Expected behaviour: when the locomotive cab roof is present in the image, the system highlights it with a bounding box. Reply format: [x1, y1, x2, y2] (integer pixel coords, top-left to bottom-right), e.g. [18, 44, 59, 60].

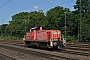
[30, 26, 46, 32]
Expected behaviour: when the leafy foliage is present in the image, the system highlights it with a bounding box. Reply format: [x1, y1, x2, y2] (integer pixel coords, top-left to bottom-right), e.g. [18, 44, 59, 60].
[0, 0, 90, 42]
[74, 0, 90, 42]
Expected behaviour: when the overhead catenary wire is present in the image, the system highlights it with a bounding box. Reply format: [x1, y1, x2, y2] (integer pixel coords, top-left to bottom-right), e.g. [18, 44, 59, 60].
[22, 0, 75, 12]
[0, 0, 75, 24]
[42, 0, 75, 11]
[0, 0, 11, 9]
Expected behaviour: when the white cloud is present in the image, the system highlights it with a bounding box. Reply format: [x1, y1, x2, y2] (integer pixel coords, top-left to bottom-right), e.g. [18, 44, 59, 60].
[70, 7, 75, 11]
[33, 6, 39, 8]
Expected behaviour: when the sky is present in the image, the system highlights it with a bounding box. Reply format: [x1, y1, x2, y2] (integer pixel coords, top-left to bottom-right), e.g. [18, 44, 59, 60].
[0, 0, 76, 24]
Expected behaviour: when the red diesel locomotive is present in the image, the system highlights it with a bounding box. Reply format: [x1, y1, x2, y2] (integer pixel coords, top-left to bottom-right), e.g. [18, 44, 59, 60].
[24, 26, 66, 49]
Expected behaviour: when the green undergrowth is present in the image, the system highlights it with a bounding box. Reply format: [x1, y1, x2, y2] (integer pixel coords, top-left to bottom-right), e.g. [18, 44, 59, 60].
[0, 35, 22, 40]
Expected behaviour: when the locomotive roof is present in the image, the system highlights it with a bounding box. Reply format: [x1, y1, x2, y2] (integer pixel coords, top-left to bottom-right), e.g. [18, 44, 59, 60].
[31, 27, 37, 29]
[30, 26, 46, 30]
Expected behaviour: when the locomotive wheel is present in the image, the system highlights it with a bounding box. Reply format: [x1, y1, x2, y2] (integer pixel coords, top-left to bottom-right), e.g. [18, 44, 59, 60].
[46, 43, 49, 48]
[25, 42, 29, 47]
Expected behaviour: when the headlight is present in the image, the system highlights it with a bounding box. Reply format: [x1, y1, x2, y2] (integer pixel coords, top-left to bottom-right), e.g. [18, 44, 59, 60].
[53, 42, 57, 46]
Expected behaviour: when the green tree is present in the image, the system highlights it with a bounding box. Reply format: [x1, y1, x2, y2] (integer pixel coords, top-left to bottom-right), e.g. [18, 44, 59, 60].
[8, 11, 47, 39]
[0, 24, 8, 36]
[46, 6, 65, 30]
[74, 0, 90, 42]
[46, 6, 78, 38]
[8, 12, 30, 39]
[29, 11, 48, 28]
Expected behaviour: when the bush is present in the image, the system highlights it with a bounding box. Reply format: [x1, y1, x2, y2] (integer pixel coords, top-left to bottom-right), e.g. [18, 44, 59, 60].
[66, 35, 79, 42]
[0, 35, 20, 40]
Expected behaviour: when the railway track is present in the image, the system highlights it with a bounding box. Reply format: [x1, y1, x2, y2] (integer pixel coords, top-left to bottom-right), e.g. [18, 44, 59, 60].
[60, 49, 90, 56]
[65, 42, 90, 52]
[0, 40, 90, 60]
[0, 43, 78, 60]
[0, 53, 16, 60]
[3, 43, 90, 57]
[1, 40, 90, 57]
